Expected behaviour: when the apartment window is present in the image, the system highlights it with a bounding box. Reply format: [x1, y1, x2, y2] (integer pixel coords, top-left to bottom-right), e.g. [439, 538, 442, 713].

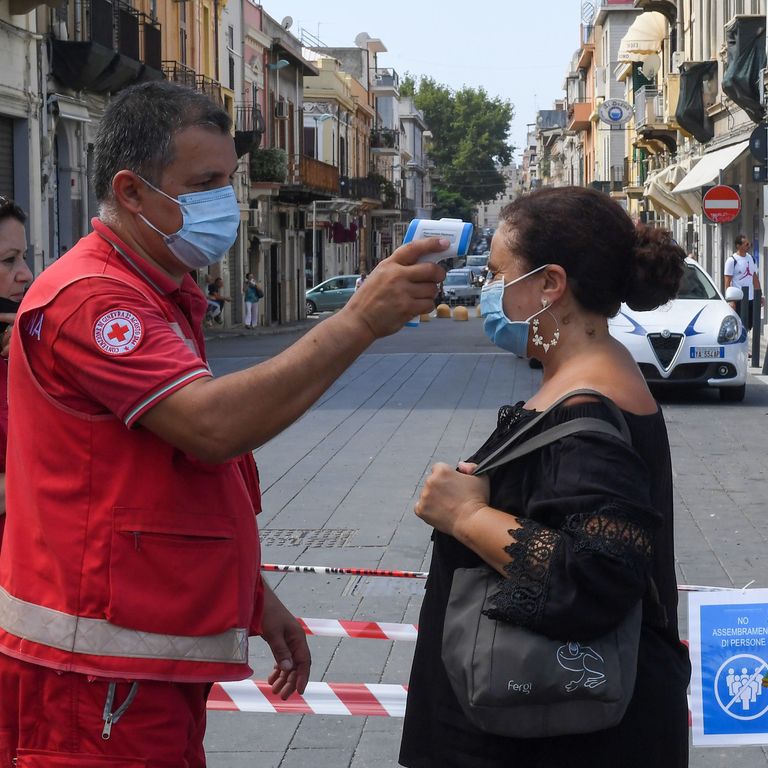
[0, 117, 13, 198]
[179, 2, 187, 65]
[202, 6, 211, 74]
[227, 25, 235, 50]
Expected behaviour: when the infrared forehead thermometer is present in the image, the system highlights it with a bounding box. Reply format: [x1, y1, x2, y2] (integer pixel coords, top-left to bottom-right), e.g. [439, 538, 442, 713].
[403, 218, 474, 263]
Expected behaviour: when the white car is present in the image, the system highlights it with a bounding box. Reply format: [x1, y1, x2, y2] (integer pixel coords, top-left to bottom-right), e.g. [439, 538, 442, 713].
[608, 259, 747, 402]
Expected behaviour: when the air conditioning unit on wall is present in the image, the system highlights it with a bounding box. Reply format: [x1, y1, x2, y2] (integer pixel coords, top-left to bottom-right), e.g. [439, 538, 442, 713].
[275, 101, 289, 119]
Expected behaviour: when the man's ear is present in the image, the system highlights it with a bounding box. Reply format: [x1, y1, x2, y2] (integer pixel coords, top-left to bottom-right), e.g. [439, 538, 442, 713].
[112, 171, 145, 215]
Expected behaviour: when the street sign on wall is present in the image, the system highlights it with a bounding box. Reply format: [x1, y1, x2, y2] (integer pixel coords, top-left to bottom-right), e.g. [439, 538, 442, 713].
[702, 185, 742, 224]
[749, 124, 768, 165]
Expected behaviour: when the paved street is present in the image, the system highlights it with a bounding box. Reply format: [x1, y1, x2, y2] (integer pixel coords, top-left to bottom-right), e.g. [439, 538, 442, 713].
[204, 314, 768, 767]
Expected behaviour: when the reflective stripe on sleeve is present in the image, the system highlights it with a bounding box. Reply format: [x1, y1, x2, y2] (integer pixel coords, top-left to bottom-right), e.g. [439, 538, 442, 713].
[124, 368, 212, 426]
[0, 586, 247, 663]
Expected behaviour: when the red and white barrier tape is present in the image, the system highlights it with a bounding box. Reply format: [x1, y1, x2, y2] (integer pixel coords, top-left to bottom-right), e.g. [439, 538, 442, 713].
[208, 680, 407, 717]
[298, 617, 417, 641]
[262, 563, 428, 579]
[263, 563, 752, 593]
[208, 680, 691, 725]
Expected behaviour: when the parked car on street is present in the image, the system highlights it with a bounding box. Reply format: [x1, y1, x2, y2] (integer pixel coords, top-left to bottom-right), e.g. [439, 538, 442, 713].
[608, 259, 748, 401]
[440, 267, 483, 306]
[306, 274, 359, 315]
[465, 253, 490, 269]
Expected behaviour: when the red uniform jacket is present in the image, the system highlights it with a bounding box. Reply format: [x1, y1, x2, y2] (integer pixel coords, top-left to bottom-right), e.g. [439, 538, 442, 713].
[0, 229, 264, 682]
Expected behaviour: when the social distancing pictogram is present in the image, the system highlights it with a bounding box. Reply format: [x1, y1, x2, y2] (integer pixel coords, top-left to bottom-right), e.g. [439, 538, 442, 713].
[689, 588, 768, 746]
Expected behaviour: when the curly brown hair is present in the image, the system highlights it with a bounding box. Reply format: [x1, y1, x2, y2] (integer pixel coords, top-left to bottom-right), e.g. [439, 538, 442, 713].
[499, 187, 685, 316]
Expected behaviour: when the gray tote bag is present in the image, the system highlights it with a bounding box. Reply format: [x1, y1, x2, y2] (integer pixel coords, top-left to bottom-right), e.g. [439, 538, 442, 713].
[441, 390, 642, 737]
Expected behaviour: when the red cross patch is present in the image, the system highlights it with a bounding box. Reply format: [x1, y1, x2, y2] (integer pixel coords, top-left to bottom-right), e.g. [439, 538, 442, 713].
[93, 309, 143, 355]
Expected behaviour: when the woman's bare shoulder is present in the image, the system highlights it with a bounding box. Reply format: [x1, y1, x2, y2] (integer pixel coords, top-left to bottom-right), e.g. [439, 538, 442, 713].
[530, 348, 658, 416]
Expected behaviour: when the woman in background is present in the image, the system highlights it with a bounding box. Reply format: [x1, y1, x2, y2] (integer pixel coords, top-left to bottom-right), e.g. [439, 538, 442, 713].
[0, 198, 33, 543]
[243, 272, 262, 329]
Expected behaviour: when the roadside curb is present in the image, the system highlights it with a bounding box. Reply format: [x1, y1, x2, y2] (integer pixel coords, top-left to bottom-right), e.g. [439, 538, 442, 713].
[204, 319, 315, 342]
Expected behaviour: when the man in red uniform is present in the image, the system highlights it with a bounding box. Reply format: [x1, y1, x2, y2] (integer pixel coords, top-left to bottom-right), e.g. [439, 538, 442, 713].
[0, 82, 447, 766]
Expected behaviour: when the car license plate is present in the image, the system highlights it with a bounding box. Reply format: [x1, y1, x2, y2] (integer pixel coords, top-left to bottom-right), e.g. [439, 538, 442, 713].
[689, 347, 725, 359]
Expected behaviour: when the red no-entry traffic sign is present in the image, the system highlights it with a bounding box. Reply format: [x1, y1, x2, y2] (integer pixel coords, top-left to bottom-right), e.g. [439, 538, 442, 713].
[702, 185, 741, 223]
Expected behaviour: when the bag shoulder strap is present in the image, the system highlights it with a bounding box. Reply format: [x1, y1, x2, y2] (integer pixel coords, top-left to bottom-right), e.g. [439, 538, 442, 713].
[474, 389, 631, 476]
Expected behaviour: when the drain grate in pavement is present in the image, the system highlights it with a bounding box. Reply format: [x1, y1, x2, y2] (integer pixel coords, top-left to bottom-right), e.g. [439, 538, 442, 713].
[259, 528, 357, 548]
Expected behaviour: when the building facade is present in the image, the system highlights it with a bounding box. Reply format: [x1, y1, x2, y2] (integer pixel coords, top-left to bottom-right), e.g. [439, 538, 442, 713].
[0, 1, 435, 328]
[529, 0, 768, 322]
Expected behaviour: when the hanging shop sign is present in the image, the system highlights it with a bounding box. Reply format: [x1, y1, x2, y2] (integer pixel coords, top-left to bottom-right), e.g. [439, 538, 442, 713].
[598, 99, 634, 127]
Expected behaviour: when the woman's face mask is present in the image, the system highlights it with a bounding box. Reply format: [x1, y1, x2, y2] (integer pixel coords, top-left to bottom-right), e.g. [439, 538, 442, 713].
[480, 263, 550, 357]
[137, 177, 240, 269]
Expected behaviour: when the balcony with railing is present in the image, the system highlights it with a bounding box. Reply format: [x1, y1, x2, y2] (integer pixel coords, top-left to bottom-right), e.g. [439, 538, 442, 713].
[196, 74, 223, 105]
[567, 100, 592, 132]
[162, 61, 223, 105]
[371, 128, 400, 155]
[50, 0, 162, 93]
[634, 85, 677, 153]
[340, 176, 381, 201]
[634, 86, 665, 129]
[401, 196, 416, 216]
[371, 68, 400, 97]
[296, 156, 340, 196]
[234, 104, 266, 158]
[590, 180, 625, 194]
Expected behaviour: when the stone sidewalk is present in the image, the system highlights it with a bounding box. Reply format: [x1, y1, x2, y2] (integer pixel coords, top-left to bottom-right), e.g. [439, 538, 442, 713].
[203, 339, 768, 766]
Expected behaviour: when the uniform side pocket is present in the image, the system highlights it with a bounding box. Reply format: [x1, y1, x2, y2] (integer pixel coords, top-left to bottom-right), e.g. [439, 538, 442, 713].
[106, 507, 240, 637]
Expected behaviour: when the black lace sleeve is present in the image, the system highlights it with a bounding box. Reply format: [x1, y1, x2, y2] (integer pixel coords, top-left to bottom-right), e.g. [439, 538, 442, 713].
[484, 506, 653, 638]
[479, 414, 659, 641]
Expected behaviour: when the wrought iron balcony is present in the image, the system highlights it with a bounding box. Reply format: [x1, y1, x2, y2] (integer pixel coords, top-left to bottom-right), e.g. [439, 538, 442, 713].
[339, 176, 383, 200]
[161, 61, 223, 105]
[49, 0, 162, 93]
[371, 68, 400, 97]
[234, 104, 266, 158]
[634, 86, 666, 129]
[161, 60, 197, 89]
[371, 128, 400, 154]
[195, 74, 223, 105]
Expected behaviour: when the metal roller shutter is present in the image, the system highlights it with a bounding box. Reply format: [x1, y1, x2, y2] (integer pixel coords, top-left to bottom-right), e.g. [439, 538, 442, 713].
[0, 117, 13, 198]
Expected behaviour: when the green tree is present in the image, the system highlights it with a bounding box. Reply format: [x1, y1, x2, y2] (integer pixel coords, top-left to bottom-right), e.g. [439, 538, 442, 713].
[402, 75, 514, 219]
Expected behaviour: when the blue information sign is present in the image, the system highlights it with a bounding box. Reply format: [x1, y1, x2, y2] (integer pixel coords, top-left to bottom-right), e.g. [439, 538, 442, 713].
[689, 589, 768, 746]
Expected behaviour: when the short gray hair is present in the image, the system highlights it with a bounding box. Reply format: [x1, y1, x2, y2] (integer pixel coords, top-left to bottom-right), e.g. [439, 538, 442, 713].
[93, 81, 232, 206]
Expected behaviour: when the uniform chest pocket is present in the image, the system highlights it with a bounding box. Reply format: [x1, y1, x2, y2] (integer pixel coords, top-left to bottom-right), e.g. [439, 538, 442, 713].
[107, 508, 239, 637]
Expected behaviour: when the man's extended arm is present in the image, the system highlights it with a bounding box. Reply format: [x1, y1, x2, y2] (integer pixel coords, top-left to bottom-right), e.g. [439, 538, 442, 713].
[138, 238, 446, 462]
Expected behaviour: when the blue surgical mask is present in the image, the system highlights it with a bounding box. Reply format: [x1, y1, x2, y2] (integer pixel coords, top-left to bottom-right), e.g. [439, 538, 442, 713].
[137, 177, 240, 269]
[480, 264, 550, 356]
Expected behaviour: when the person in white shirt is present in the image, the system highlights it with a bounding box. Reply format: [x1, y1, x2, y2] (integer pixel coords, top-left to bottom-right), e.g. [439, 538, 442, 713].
[724, 234, 762, 330]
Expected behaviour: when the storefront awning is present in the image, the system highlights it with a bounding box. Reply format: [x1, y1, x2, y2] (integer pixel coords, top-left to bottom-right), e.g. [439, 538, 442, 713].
[618, 12, 668, 61]
[662, 163, 700, 215]
[645, 168, 690, 219]
[671, 141, 749, 194]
